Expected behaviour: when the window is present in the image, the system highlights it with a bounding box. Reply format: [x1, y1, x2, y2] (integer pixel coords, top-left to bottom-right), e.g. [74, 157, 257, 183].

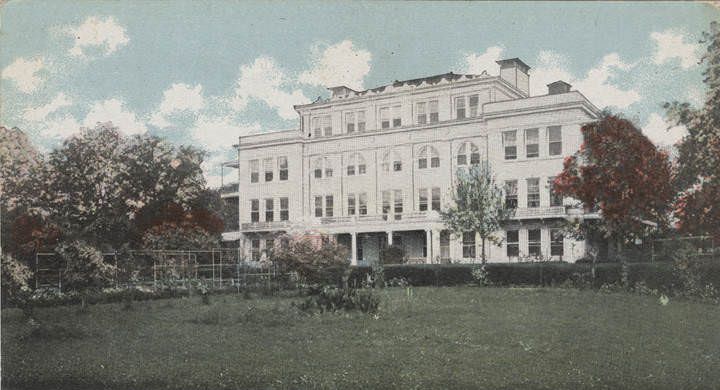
[551, 229, 564, 256]
[393, 190, 403, 220]
[325, 161, 333, 178]
[264, 158, 273, 182]
[264, 239, 275, 257]
[548, 177, 563, 207]
[348, 193, 356, 215]
[548, 126, 562, 156]
[419, 188, 428, 211]
[418, 146, 439, 169]
[265, 198, 274, 221]
[455, 96, 466, 119]
[505, 180, 518, 209]
[313, 158, 322, 179]
[392, 105, 402, 127]
[346, 112, 355, 133]
[358, 193, 368, 215]
[250, 199, 260, 223]
[431, 187, 441, 211]
[278, 157, 288, 181]
[325, 195, 334, 217]
[506, 230, 519, 257]
[503, 131, 517, 160]
[527, 178, 540, 208]
[357, 111, 366, 132]
[313, 158, 332, 179]
[314, 196, 323, 217]
[528, 229, 541, 257]
[347, 153, 366, 176]
[280, 197, 289, 221]
[525, 128, 539, 158]
[462, 232, 476, 259]
[382, 191, 391, 219]
[416, 102, 427, 124]
[469, 94, 479, 117]
[322, 115, 332, 137]
[380, 107, 390, 129]
[382, 151, 402, 173]
[312, 117, 321, 138]
[251, 239, 260, 261]
[347, 164, 355, 176]
[250, 159, 259, 183]
[429, 100, 439, 123]
[457, 142, 481, 166]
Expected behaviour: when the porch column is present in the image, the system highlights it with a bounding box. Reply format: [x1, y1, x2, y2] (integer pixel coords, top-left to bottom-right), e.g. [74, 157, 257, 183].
[387, 230, 393, 245]
[351, 232, 358, 266]
[425, 229, 432, 264]
[432, 229, 441, 263]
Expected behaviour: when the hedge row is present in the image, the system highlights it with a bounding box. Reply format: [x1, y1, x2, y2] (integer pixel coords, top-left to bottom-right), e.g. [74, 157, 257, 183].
[349, 261, 720, 291]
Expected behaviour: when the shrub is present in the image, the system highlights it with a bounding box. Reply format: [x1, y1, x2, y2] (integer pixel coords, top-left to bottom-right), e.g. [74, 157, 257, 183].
[55, 241, 116, 295]
[273, 236, 350, 287]
[297, 286, 380, 314]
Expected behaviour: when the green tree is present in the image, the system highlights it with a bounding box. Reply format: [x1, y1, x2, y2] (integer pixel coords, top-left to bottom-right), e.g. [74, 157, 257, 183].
[664, 21, 720, 239]
[440, 164, 510, 263]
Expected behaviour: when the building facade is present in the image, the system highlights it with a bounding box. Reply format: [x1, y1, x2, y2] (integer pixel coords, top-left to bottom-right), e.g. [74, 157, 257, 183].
[221, 58, 601, 264]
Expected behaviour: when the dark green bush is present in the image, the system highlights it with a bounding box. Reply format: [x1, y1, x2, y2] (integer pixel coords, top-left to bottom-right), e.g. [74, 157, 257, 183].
[297, 286, 380, 314]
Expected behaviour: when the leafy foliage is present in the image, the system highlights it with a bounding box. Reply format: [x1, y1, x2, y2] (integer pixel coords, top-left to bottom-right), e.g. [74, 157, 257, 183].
[380, 244, 405, 264]
[55, 241, 116, 293]
[273, 236, 350, 286]
[141, 222, 220, 250]
[440, 164, 510, 262]
[1, 254, 34, 309]
[296, 286, 380, 314]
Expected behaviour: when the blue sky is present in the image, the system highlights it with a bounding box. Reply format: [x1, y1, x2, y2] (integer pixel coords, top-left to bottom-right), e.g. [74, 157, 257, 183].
[2, 1, 717, 186]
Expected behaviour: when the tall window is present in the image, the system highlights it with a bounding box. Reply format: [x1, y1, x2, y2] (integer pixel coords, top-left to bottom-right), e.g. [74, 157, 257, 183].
[251, 240, 260, 261]
[312, 117, 321, 138]
[357, 111, 366, 132]
[393, 190, 403, 220]
[325, 195, 334, 217]
[313, 158, 332, 179]
[358, 193, 368, 215]
[431, 187, 441, 211]
[506, 230, 519, 257]
[505, 180, 518, 209]
[455, 96, 466, 119]
[503, 130, 517, 160]
[382, 191, 391, 218]
[322, 115, 332, 137]
[278, 156, 288, 181]
[347, 153, 366, 176]
[279, 197, 289, 221]
[462, 232, 476, 259]
[527, 178, 540, 208]
[525, 128, 539, 158]
[469, 94, 479, 117]
[550, 229, 564, 256]
[264, 198, 274, 221]
[249, 159, 259, 183]
[346, 112, 355, 133]
[250, 199, 260, 223]
[419, 188, 428, 211]
[528, 229, 541, 257]
[264, 158, 273, 182]
[548, 177, 563, 207]
[382, 150, 402, 172]
[380, 107, 390, 129]
[314, 196, 323, 217]
[548, 126, 562, 156]
[418, 146, 439, 169]
[392, 105, 402, 127]
[325, 159, 333, 178]
[348, 194, 356, 215]
[420, 187, 441, 211]
[264, 239, 274, 257]
[457, 142, 481, 166]
[416, 102, 427, 124]
[429, 100, 439, 123]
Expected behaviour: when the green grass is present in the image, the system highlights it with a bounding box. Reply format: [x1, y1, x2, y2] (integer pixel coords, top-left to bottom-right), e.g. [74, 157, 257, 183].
[2, 287, 720, 389]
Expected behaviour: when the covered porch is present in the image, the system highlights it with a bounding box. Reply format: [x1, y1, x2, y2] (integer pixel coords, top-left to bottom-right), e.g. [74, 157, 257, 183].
[335, 229, 451, 266]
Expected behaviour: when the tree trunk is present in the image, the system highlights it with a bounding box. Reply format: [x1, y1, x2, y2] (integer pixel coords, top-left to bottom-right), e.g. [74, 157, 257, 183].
[617, 238, 629, 288]
[481, 237, 487, 264]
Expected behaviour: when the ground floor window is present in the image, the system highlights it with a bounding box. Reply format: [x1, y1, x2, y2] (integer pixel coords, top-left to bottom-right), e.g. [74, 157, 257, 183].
[251, 239, 260, 261]
[506, 230, 519, 257]
[264, 239, 274, 257]
[528, 229, 541, 257]
[462, 232, 476, 259]
[551, 229, 564, 256]
[440, 230, 450, 261]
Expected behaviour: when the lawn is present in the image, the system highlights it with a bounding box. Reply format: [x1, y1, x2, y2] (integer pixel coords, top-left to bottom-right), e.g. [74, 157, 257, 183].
[2, 287, 720, 390]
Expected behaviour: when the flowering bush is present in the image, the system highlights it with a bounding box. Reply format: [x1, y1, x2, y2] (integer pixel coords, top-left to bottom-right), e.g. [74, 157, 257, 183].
[273, 236, 350, 287]
[55, 241, 116, 293]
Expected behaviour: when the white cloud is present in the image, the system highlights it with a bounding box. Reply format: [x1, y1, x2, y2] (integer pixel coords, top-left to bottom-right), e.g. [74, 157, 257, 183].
[2, 57, 45, 93]
[83, 99, 147, 135]
[650, 29, 701, 69]
[231, 56, 309, 120]
[23, 93, 73, 122]
[201, 152, 236, 188]
[66, 16, 129, 57]
[531, 51, 641, 109]
[459, 46, 505, 75]
[44, 115, 82, 139]
[642, 112, 688, 147]
[298, 40, 372, 90]
[191, 115, 261, 151]
[149, 83, 205, 128]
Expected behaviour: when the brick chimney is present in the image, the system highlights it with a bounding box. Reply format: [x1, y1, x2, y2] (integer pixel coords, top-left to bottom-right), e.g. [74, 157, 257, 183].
[496, 58, 530, 96]
[547, 80, 572, 95]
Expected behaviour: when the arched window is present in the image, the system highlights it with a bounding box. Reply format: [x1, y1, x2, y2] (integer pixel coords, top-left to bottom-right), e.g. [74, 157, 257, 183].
[346, 153, 367, 176]
[418, 146, 440, 169]
[457, 142, 481, 166]
[381, 150, 402, 173]
[313, 157, 333, 179]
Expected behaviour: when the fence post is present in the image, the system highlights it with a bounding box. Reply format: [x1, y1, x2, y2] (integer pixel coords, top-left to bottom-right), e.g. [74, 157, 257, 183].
[35, 252, 39, 290]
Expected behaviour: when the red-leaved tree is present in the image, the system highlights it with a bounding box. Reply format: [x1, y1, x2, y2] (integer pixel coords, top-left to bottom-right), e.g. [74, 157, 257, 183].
[554, 114, 674, 259]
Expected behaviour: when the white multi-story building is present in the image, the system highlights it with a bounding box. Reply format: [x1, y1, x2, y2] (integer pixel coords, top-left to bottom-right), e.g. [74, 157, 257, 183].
[220, 58, 601, 264]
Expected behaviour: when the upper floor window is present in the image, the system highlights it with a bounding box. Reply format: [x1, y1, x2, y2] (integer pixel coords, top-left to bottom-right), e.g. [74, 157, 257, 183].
[347, 192, 368, 216]
[457, 142, 481, 166]
[347, 153, 367, 176]
[250, 199, 260, 223]
[505, 180, 518, 209]
[525, 128, 539, 158]
[249, 159, 259, 183]
[469, 94, 479, 117]
[344, 111, 365, 134]
[312, 115, 332, 138]
[418, 146, 440, 169]
[429, 100, 439, 123]
[382, 150, 402, 173]
[280, 197, 289, 221]
[548, 126, 562, 156]
[380, 107, 390, 129]
[416, 102, 427, 124]
[503, 130, 517, 160]
[527, 178, 540, 208]
[314, 196, 323, 217]
[312, 157, 333, 179]
[455, 97, 466, 119]
[278, 156, 288, 181]
[419, 187, 441, 211]
[325, 195, 334, 217]
[455, 94, 480, 119]
[346, 112, 355, 133]
[548, 176, 563, 207]
[263, 158, 273, 182]
[392, 105, 402, 127]
[265, 198, 274, 221]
